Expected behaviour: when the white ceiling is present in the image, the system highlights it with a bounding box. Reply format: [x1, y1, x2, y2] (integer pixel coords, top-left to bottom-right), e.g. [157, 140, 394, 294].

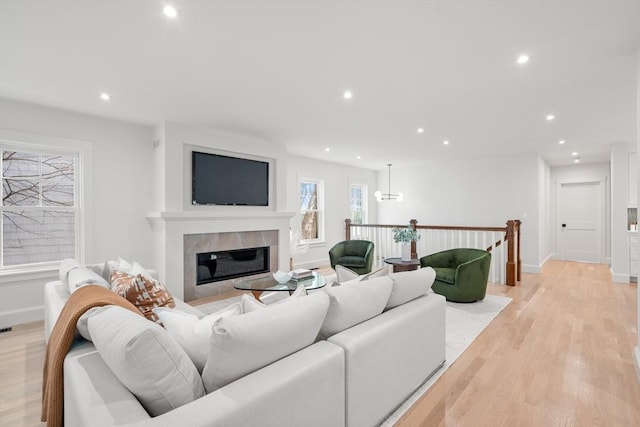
[1, 1, 639, 170]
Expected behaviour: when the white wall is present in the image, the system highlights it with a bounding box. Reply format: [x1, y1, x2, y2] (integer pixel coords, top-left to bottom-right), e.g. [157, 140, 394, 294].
[286, 154, 378, 268]
[0, 98, 154, 327]
[376, 153, 541, 271]
[549, 162, 611, 262]
[611, 142, 631, 282]
[635, 47, 640, 380]
[158, 121, 288, 213]
[538, 156, 552, 264]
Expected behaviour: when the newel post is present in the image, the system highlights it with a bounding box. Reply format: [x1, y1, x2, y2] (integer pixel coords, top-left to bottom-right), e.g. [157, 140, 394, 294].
[506, 220, 516, 286]
[410, 219, 418, 260]
[345, 218, 352, 241]
[516, 219, 522, 281]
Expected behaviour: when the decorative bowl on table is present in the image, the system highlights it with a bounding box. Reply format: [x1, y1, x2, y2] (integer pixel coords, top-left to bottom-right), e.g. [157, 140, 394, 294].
[273, 270, 293, 283]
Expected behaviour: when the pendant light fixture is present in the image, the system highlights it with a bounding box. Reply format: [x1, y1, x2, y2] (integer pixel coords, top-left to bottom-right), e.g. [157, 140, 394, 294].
[375, 164, 404, 202]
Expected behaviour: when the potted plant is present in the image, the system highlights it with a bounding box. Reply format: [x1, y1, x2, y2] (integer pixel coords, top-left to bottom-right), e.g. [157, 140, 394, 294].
[392, 225, 421, 261]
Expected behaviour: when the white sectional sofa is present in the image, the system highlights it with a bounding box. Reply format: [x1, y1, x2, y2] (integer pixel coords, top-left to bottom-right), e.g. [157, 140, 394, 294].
[44, 264, 445, 427]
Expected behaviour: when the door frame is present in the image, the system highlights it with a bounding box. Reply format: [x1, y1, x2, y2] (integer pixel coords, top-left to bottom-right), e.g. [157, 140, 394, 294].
[555, 176, 607, 263]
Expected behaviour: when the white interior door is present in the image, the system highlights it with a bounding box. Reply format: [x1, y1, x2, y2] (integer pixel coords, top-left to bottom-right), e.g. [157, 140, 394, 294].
[557, 181, 604, 263]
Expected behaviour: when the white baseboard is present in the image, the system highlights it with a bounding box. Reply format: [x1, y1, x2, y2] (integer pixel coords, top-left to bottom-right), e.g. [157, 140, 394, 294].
[635, 347, 640, 386]
[0, 305, 43, 329]
[292, 258, 330, 271]
[610, 270, 631, 284]
[540, 253, 553, 266]
[522, 264, 541, 274]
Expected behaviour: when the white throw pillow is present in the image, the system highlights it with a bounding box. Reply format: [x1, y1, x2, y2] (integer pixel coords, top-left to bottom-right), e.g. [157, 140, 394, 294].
[241, 293, 266, 313]
[335, 265, 361, 283]
[153, 303, 242, 373]
[130, 261, 153, 277]
[318, 276, 393, 340]
[76, 306, 107, 341]
[88, 306, 205, 416]
[241, 283, 308, 312]
[67, 266, 110, 294]
[334, 265, 388, 285]
[59, 258, 81, 286]
[201, 292, 330, 393]
[386, 267, 436, 309]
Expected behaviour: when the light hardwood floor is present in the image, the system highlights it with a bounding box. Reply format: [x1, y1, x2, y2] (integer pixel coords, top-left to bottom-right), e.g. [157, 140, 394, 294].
[0, 260, 638, 426]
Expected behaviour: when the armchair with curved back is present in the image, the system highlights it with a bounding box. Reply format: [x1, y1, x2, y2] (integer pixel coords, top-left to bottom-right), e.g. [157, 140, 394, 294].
[329, 240, 375, 275]
[419, 248, 491, 303]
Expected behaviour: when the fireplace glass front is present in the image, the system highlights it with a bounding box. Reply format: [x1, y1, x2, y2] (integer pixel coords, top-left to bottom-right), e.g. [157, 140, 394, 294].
[196, 246, 270, 285]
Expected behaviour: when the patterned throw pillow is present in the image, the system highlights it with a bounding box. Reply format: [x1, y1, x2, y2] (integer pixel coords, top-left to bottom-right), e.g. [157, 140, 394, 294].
[110, 270, 175, 323]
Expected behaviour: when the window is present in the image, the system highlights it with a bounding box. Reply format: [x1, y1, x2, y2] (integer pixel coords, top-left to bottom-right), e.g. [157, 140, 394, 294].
[299, 178, 323, 242]
[1, 147, 78, 268]
[350, 183, 368, 224]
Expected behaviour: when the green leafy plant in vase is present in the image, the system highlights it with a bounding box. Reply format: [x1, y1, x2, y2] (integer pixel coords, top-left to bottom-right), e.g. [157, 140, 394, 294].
[392, 225, 421, 261]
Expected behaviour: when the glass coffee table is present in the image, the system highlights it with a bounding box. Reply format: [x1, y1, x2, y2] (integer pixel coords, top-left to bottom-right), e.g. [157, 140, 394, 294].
[234, 271, 326, 300]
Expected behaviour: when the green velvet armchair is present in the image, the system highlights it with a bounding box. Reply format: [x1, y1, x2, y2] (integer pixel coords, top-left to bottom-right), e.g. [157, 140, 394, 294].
[329, 240, 375, 275]
[420, 248, 491, 302]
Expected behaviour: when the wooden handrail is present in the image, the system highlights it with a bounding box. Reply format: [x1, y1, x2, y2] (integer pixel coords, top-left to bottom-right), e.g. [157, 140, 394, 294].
[345, 218, 521, 286]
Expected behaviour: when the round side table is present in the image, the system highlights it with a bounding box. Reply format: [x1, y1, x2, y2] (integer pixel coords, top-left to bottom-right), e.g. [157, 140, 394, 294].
[384, 257, 420, 273]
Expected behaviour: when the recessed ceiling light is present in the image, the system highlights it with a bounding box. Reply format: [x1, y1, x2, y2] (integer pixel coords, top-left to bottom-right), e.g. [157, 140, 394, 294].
[99, 92, 110, 101]
[572, 152, 578, 156]
[325, 147, 330, 152]
[546, 114, 555, 121]
[163, 5, 179, 18]
[574, 158, 581, 163]
[417, 128, 424, 134]
[516, 54, 530, 65]
[356, 155, 361, 160]
[558, 140, 566, 145]
[343, 91, 353, 100]
[443, 140, 449, 145]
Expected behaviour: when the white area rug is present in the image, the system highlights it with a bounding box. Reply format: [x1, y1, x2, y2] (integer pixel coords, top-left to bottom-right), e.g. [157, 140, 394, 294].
[196, 293, 512, 426]
[380, 293, 512, 426]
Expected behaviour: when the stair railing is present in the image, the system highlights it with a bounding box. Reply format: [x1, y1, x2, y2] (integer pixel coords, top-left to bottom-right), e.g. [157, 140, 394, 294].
[345, 218, 521, 286]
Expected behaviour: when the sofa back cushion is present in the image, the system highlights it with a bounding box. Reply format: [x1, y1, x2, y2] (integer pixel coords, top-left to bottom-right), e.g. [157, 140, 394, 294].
[386, 267, 436, 309]
[153, 303, 242, 373]
[318, 276, 393, 339]
[201, 292, 330, 393]
[88, 305, 205, 417]
[67, 267, 110, 293]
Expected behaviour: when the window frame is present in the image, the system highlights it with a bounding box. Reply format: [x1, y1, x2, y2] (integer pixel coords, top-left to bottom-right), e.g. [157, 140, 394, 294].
[349, 182, 368, 224]
[298, 177, 324, 244]
[0, 129, 91, 278]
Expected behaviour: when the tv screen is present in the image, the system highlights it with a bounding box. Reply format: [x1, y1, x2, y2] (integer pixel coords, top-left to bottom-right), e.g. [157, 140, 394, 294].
[192, 151, 269, 206]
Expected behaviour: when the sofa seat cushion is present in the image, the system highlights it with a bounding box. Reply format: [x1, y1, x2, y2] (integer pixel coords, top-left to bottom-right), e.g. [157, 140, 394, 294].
[434, 267, 456, 285]
[334, 256, 366, 267]
[201, 292, 330, 393]
[88, 305, 205, 417]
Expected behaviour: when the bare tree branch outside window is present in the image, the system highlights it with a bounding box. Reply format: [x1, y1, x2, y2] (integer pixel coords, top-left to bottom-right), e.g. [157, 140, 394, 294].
[1, 150, 76, 267]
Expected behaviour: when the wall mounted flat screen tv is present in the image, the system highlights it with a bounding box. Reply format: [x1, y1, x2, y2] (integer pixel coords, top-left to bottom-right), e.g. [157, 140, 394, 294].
[192, 151, 269, 206]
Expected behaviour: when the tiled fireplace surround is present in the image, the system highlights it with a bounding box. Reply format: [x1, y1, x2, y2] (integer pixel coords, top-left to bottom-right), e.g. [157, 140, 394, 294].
[183, 230, 279, 301]
[148, 211, 294, 303]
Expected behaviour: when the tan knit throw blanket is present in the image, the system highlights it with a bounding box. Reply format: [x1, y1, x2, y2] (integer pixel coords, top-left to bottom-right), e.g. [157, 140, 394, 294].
[41, 284, 142, 427]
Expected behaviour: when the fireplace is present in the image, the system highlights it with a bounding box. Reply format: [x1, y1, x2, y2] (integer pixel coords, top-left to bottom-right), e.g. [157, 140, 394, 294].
[183, 230, 279, 301]
[196, 246, 270, 285]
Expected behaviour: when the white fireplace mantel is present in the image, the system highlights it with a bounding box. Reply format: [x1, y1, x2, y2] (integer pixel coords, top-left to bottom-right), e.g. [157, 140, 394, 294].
[147, 210, 295, 301]
[146, 210, 296, 223]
